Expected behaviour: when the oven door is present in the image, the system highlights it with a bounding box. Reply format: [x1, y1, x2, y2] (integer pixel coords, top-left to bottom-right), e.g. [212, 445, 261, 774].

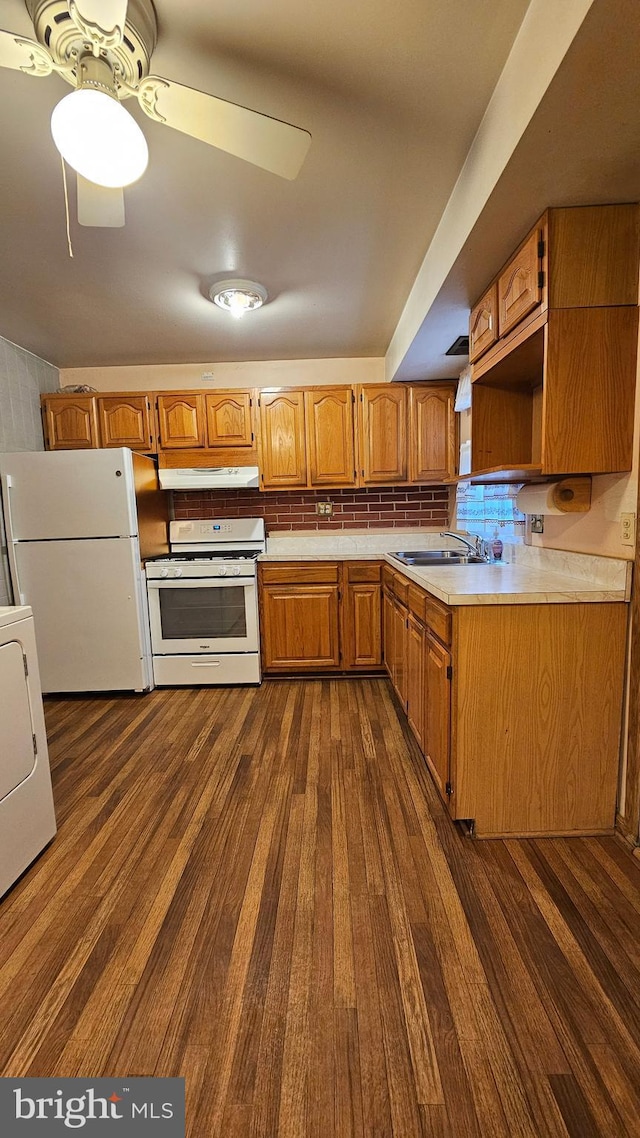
[147, 577, 258, 655]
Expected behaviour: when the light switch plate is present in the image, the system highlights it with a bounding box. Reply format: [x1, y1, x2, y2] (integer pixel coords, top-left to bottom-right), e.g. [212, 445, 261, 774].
[530, 514, 544, 534]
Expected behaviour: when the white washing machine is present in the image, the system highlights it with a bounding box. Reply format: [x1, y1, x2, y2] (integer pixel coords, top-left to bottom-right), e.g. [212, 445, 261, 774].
[0, 606, 56, 899]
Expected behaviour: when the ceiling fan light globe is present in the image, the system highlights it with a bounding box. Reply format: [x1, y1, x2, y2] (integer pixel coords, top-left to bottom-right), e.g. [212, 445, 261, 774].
[51, 88, 148, 189]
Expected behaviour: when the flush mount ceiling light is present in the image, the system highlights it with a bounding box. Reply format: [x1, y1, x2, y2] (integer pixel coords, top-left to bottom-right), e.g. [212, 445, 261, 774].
[209, 279, 268, 318]
[50, 56, 148, 188]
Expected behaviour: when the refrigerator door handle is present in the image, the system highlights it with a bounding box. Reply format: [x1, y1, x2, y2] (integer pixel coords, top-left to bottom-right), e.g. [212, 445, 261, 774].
[2, 475, 25, 605]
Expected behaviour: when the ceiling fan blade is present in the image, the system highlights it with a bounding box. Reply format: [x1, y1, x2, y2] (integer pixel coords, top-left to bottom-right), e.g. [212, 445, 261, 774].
[68, 1, 129, 49]
[77, 175, 125, 228]
[137, 76, 311, 181]
[0, 28, 54, 76]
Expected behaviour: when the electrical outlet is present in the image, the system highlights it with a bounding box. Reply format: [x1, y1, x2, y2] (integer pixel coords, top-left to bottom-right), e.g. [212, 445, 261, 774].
[530, 514, 544, 534]
[620, 512, 636, 547]
[316, 501, 333, 517]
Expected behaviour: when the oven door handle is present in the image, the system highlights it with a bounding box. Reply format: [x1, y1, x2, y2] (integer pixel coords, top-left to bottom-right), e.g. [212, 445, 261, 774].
[190, 661, 222, 667]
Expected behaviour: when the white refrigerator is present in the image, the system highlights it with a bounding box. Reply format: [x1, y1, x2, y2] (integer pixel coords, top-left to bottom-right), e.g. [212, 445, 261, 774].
[0, 449, 169, 693]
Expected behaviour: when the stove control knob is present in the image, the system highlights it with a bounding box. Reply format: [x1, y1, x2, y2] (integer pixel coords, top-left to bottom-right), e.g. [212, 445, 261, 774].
[160, 567, 169, 578]
[218, 566, 228, 576]
[173, 568, 183, 577]
[232, 566, 241, 576]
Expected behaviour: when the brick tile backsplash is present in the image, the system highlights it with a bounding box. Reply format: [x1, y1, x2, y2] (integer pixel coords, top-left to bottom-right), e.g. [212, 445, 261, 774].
[173, 485, 451, 531]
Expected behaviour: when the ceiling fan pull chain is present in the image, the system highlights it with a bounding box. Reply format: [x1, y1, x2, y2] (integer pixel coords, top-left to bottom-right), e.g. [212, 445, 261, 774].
[60, 157, 74, 259]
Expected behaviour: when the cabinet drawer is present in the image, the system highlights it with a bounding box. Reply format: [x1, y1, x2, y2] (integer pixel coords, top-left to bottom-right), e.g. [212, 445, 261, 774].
[424, 597, 452, 647]
[382, 565, 395, 590]
[407, 583, 427, 622]
[346, 561, 382, 583]
[392, 573, 409, 606]
[260, 562, 339, 585]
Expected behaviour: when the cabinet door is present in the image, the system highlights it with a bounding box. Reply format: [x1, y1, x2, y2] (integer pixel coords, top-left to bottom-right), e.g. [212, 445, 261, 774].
[205, 391, 253, 447]
[498, 228, 542, 338]
[343, 583, 382, 668]
[259, 391, 307, 488]
[43, 396, 98, 450]
[305, 388, 356, 486]
[261, 584, 340, 669]
[424, 633, 451, 800]
[383, 587, 395, 681]
[409, 385, 456, 482]
[392, 599, 408, 710]
[469, 283, 498, 362]
[359, 386, 407, 483]
[156, 394, 206, 449]
[406, 614, 426, 749]
[97, 395, 154, 451]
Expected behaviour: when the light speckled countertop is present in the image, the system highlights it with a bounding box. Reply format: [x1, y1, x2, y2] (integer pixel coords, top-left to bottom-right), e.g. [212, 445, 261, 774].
[258, 531, 632, 606]
[384, 557, 628, 606]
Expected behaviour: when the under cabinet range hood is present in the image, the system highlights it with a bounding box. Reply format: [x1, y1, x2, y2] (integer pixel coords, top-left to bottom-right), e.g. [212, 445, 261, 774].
[158, 466, 260, 490]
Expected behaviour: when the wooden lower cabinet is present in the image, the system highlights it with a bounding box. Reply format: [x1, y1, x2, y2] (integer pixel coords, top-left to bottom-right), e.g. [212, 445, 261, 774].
[260, 561, 383, 673]
[406, 614, 426, 749]
[383, 587, 395, 679]
[382, 565, 627, 839]
[391, 598, 408, 710]
[261, 584, 340, 671]
[343, 582, 382, 668]
[423, 632, 451, 800]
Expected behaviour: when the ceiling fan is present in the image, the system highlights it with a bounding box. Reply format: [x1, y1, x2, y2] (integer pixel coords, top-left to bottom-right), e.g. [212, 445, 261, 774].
[0, 0, 311, 227]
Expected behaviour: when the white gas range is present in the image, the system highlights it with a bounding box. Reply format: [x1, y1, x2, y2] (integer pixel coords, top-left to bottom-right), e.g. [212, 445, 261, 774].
[145, 518, 265, 686]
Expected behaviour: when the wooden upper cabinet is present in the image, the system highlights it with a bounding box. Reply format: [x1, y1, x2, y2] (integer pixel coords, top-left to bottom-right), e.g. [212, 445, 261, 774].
[259, 390, 307, 489]
[359, 385, 407, 483]
[156, 394, 206, 449]
[469, 206, 640, 480]
[498, 228, 543, 338]
[548, 203, 640, 309]
[409, 385, 456, 482]
[469, 283, 498, 363]
[205, 391, 253, 448]
[43, 395, 98, 450]
[97, 394, 154, 451]
[305, 387, 356, 486]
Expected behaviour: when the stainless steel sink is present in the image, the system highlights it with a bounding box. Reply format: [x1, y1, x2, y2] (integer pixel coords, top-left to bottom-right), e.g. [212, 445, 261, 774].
[389, 550, 489, 567]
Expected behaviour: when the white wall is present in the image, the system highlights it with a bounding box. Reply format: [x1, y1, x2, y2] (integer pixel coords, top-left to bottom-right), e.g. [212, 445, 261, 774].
[385, 0, 595, 381]
[0, 336, 59, 604]
[59, 356, 386, 392]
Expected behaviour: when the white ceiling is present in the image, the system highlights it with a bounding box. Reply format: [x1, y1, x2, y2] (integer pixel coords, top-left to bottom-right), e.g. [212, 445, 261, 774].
[0, 0, 530, 367]
[393, 0, 640, 380]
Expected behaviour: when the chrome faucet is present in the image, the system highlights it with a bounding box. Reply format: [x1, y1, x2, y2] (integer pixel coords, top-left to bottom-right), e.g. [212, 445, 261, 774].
[439, 531, 491, 561]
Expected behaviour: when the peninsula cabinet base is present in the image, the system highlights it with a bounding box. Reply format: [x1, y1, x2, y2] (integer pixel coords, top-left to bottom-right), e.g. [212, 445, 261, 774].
[450, 603, 627, 839]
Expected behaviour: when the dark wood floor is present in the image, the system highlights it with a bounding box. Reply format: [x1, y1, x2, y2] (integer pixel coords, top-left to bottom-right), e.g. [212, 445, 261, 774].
[1, 680, 640, 1136]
